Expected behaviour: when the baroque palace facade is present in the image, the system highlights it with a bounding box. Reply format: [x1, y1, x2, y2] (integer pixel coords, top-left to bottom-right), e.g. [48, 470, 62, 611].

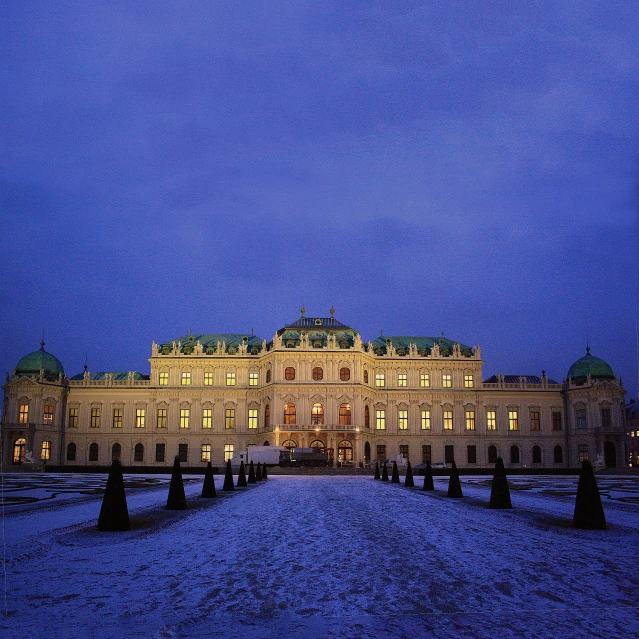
[2, 311, 628, 470]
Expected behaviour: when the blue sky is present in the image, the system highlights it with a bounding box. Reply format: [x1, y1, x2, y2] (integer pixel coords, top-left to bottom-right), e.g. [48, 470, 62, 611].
[1, 1, 638, 396]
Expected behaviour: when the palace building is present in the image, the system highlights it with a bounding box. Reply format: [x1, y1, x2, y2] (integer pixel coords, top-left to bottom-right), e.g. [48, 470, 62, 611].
[2, 310, 628, 470]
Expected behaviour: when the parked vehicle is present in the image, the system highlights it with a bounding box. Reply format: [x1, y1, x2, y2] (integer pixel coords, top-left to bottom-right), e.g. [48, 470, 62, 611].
[231, 445, 285, 467]
[279, 447, 334, 467]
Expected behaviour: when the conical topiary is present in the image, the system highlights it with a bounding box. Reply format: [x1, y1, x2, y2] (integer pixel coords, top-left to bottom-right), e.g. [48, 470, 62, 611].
[374, 461, 380, 480]
[404, 461, 415, 488]
[262, 464, 268, 480]
[166, 456, 187, 510]
[237, 461, 247, 487]
[423, 460, 434, 491]
[98, 460, 130, 530]
[248, 460, 257, 484]
[222, 459, 235, 491]
[447, 461, 463, 498]
[573, 460, 607, 529]
[489, 457, 512, 509]
[256, 462, 263, 481]
[381, 461, 389, 481]
[201, 461, 217, 498]
[391, 460, 400, 484]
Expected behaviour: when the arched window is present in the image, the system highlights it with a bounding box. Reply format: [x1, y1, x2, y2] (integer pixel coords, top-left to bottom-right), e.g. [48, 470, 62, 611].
[364, 405, 370, 429]
[12, 438, 26, 464]
[364, 370, 369, 384]
[309, 439, 325, 449]
[89, 443, 99, 462]
[111, 443, 121, 461]
[285, 367, 295, 380]
[266, 369, 271, 383]
[134, 443, 144, 462]
[66, 442, 77, 461]
[311, 403, 324, 425]
[264, 404, 270, 428]
[488, 445, 498, 465]
[532, 445, 542, 464]
[339, 403, 351, 426]
[340, 367, 350, 381]
[263, 440, 270, 446]
[338, 440, 353, 463]
[282, 439, 297, 450]
[312, 367, 323, 381]
[510, 445, 520, 464]
[554, 445, 563, 464]
[284, 403, 296, 425]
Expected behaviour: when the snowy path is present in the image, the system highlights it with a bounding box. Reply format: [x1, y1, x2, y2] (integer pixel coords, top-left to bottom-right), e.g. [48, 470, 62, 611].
[1, 475, 638, 639]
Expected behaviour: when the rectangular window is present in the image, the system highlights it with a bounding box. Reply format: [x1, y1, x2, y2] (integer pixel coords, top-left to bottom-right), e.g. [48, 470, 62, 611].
[486, 410, 496, 431]
[155, 443, 165, 462]
[443, 410, 453, 430]
[249, 372, 258, 386]
[420, 373, 430, 387]
[226, 372, 236, 386]
[224, 444, 234, 462]
[376, 409, 386, 430]
[376, 444, 386, 462]
[180, 408, 190, 429]
[578, 444, 589, 462]
[421, 410, 431, 430]
[444, 445, 454, 464]
[576, 409, 587, 429]
[464, 375, 474, 388]
[41, 441, 51, 461]
[399, 444, 409, 461]
[467, 445, 477, 464]
[375, 373, 385, 387]
[157, 408, 167, 428]
[43, 405, 54, 424]
[90, 407, 101, 428]
[552, 411, 562, 431]
[68, 407, 78, 428]
[248, 408, 258, 429]
[442, 374, 452, 388]
[181, 371, 191, 385]
[398, 373, 407, 387]
[530, 411, 540, 431]
[225, 408, 235, 429]
[398, 409, 408, 430]
[601, 408, 611, 429]
[113, 407, 123, 428]
[422, 445, 431, 464]
[508, 410, 519, 431]
[201, 444, 211, 463]
[204, 372, 213, 386]
[178, 443, 188, 463]
[465, 410, 475, 430]
[18, 404, 29, 424]
[159, 372, 169, 386]
[202, 408, 212, 429]
[136, 408, 146, 428]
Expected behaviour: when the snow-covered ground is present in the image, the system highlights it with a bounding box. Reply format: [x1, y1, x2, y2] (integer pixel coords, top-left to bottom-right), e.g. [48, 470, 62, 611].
[1, 473, 638, 639]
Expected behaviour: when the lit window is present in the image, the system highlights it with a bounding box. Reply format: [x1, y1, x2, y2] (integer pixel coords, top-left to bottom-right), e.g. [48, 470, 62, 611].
[376, 373, 385, 387]
[226, 372, 236, 386]
[465, 410, 475, 430]
[204, 372, 213, 386]
[136, 408, 146, 428]
[311, 403, 324, 425]
[134, 443, 144, 462]
[284, 403, 296, 425]
[202, 408, 212, 429]
[442, 374, 452, 388]
[339, 403, 351, 426]
[464, 375, 473, 388]
[398, 409, 408, 430]
[421, 410, 431, 430]
[43, 405, 54, 424]
[13, 438, 26, 464]
[180, 408, 190, 429]
[155, 443, 165, 462]
[376, 409, 386, 430]
[159, 372, 169, 386]
[508, 410, 519, 431]
[398, 374, 407, 387]
[201, 444, 211, 462]
[285, 367, 295, 380]
[178, 443, 188, 462]
[486, 410, 496, 431]
[18, 404, 29, 424]
[181, 372, 191, 385]
[113, 407, 123, 428]
[443, 410, 453, 430]
[340, 367, 350, 381]
[420, 373, 430, 387]
[249, 372, 259, 386]
[41, 441, 51, 461]
[312, 367, 323, 381]
[248, 408, 258, 429]
[90, 407, 101, 428]
[552, 412, 562, 431]
[157, 408, 167, 428]
[577, 445, 588, 462]
[225, 408, 235, 429]
[576, 409, 587, 429]
[530, 411, 540, 431]
[224, 444, 234, 462]
[68, 407, 78, 428]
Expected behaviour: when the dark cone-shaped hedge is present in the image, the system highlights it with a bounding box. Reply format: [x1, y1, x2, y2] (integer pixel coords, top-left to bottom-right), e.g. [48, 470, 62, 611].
[262, 464, 268, 480]
[98, 460, 130, 531]
[423, 461, 434, 491]
[222, 459, 235, 491]
[374, 461, 380, 480]
[391, 461, 400, 483]
[201, 461, 217, 498]
[166, 456, 187, 510]
[404, 461, 415, 488]
[237, 461, 248, 487]
[256, 462, 263, 481]
[573, 460, 607, 529]
[248, 460, 257, 484]
[489, 457, 512, 509]
[447, 461, 463, 498]
[381, 462, 389, 481]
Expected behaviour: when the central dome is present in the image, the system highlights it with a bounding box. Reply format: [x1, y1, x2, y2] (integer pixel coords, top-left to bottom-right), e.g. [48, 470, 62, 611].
[567, 348, 614, 383]
[15, 342, 65, 378]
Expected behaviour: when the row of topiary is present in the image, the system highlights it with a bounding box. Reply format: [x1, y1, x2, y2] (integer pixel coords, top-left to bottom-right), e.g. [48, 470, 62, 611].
[373, 458, 607, 530]
[97, 457, 267, 531]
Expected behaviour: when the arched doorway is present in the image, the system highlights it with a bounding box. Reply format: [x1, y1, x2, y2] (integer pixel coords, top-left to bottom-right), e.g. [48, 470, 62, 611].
[488, 445, 498, 465]
[112, 443, 122, 461]
[338, 440, 353, 464]
[510, 445, 520, 464]
[604, 441, 616, 468]
[364, 442, 371, 464]
[13, 438, 26, 464]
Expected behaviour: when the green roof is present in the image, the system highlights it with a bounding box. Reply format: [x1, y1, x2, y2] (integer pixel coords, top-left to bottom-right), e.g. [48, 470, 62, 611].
[370, 336, 473, 356]
[69, 371, 149, 381]
[161, 333, 265, 354]
[15, 343, 64, 376]
[567, 348, 615, 381]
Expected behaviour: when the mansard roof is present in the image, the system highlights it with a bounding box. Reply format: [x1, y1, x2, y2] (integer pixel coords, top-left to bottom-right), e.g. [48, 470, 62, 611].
[484, 374, 560, 384]
[370, 335, 473, 357]
[160, 333, 265, 354]
[283, 317, 353, 330]
[69, 371, 149, 381]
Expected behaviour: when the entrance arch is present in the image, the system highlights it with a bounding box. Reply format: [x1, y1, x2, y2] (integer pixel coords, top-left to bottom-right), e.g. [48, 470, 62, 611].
[281, 439, 297, 450]
[13, 438, 26, 464]
[337, 440, 353, 464]
[604, 441, 617, 468]
[309, 439, 325, 449]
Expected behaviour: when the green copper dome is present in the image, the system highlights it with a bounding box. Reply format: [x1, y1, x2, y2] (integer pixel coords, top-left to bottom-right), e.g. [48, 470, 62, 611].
[567, 348, 614, 382]
[15, 342, 65, 377]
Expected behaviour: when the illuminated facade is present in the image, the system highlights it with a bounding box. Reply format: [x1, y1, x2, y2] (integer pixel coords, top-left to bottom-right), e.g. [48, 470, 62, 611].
[2, 311, 628, 470]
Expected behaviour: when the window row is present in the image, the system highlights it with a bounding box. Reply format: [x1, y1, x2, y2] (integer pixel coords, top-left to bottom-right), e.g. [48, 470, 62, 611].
[11, 438, 51, 464]
[370, 372, 474, 388]
[17, 403, 55, 425]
